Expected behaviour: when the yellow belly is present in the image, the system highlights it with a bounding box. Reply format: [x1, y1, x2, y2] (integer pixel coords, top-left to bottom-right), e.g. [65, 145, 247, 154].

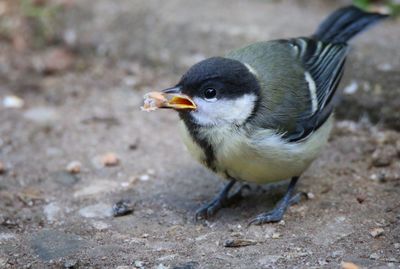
[179, 117, 333, 184]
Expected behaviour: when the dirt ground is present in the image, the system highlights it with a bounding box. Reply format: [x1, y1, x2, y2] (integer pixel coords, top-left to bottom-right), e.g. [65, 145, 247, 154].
[0, 1, 399, 268]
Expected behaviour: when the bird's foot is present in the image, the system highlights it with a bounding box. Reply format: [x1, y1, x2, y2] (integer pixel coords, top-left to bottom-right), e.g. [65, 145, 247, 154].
[248, 192, 304, 226]
[195, 183, 250, 221]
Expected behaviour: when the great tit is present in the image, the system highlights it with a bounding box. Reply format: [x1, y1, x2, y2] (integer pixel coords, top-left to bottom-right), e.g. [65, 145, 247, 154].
[144, 6, 387, 225]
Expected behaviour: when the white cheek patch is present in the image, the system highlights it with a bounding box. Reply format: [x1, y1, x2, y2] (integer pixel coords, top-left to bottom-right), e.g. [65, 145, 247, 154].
[191, 94, 257, 126]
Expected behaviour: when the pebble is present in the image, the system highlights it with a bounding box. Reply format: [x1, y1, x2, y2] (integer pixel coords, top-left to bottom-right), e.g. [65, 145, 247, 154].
[356, 196, 366, 204]
[31, 230, 89, 261]
[306, 192, 315, 199]
[369, 172, 386, 183]
[64, 258, 78, 268]
[101, 153, 119, 167]
[139, 174, 150, 181]
[112, 199, 134, 217]
[371, 148, 395, 167]
[38, 47, 75, 74]
[343, 80, 358, 95]
[396, 141, 400, 156]
[3, 95, 24, 108]
[369, 253, 380, 260]
[0, 233, 16, 241]
[66, 161, 81, 174]
[73, 180, 118, 197]
[134, 260, 145, 269]
[394, 243, 400, 249]
[330, 250, 344, 258]
[388, 257, 399, 263]
[223, 238, 258, 248]
[341, 262, 360, 269]
[271, 233, 281, 239]
[23, 107, 60, 126]
[155, 264, 169, 269]
[43, 202, 61, 222]
[52, 171, 79, 186]
[79, 203, 113, 218]
[91, 221, 110, 231]
[0, 257, 7, 267]
[369, 228, 384, 238]
[0, 161, 5, 174]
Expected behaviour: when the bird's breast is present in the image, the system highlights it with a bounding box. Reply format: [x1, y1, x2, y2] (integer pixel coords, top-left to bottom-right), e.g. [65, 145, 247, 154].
[179, 117, 333, 184]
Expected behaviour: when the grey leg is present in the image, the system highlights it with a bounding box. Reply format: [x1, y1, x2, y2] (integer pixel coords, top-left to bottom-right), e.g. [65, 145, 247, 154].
[195, 179, 249, 220]
[248, 177, 300, 226]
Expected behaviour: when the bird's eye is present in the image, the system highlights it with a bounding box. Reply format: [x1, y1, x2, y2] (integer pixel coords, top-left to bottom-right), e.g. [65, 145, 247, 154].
[204, 88, 217, 102]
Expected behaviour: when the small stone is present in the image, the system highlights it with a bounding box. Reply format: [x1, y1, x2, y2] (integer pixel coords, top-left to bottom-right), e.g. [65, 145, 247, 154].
[343, 80, 358, 95]
[134, 260, 145, 269]
[223, 238, 258, 248]
[91, 221, 110, 231]
[64, 258, 78, 268]
[369, 227, 384, 238]
[73, 180, 118, 197]
[52, 171, 79, 186]
[0, 257, 7, 267]
[101, 153, 119, 167]
[369, 253, 380, 260]
[31, 230, 89, 261]
[43, 202, 61, 222]
[146, 169, 155, 175]
[388, 257, 399, 263]
[0, 161, 5, 174]
[39, 48, 75, 74]
[396, 141, 400, 156]
[79, 203, 113, 218]
[306, 192, 315, 199]
[139, 174, 150, 181]
[172, 261, 198, 269]
[271, 233, 281, 239]
[330, 250, 344, 258]
[356, 196, 366, 204]
[371, 148, 395, 167]
[23, 107, 60, 126]
[112, 199, 134, 217]
[120, 182, 130, 188]
[155, 264, 169, 269]
[66, 161, 81, 174]
[341, 262, 360, 269]
[369, 172, 386, 183]
[3, 95, 24, 108]
[393, 243, 400, 249]
[0, 233, 16, 241]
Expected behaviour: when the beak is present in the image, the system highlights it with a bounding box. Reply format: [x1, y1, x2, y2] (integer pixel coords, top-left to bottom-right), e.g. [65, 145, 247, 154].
[159, 86, 197, 110]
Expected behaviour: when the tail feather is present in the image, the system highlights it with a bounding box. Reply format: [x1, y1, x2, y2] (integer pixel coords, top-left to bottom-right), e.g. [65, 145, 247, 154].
[313, 6, 388, 44]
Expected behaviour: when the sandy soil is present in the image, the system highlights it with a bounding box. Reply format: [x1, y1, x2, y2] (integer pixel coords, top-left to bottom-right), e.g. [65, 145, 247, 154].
[0, 1, 399, 268]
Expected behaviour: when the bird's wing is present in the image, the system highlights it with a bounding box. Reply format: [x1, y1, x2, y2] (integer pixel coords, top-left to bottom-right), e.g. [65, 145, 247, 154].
[281, 38, 348, 142]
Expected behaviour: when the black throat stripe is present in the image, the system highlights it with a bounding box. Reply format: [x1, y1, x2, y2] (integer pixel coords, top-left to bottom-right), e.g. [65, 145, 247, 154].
[179, 112, 216, 171]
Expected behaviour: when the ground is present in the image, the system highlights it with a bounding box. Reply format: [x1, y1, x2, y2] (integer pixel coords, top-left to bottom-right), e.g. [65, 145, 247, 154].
[0, 1, 399, 268]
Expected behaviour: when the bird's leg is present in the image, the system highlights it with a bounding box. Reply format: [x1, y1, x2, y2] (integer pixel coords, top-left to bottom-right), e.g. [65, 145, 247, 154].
[248, 176, 301, 226]
[195, 179, 249, 220]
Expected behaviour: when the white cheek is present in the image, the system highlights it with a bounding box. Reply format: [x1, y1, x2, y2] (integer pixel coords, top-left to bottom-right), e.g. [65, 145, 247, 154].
[191, 94, 257, 126]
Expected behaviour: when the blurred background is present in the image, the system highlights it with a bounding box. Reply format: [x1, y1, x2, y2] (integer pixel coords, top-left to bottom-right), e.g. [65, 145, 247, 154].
[0, 0, 399, 268]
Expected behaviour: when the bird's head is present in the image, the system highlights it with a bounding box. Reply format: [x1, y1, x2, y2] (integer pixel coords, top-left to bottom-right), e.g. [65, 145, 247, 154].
[158, 57, 260, 126]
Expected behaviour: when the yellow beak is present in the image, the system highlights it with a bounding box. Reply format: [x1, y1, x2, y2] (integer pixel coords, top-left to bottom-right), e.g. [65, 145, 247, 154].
[161, 93, 197, 110]
[142, 87, 196, 111]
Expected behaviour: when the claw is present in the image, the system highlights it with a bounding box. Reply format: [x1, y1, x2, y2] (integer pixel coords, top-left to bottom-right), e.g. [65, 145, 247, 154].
[248, 177, 301, 226]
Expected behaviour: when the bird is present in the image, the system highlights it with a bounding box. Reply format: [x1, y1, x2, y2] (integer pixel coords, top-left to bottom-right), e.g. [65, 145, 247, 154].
[143, 6, 388, 225]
